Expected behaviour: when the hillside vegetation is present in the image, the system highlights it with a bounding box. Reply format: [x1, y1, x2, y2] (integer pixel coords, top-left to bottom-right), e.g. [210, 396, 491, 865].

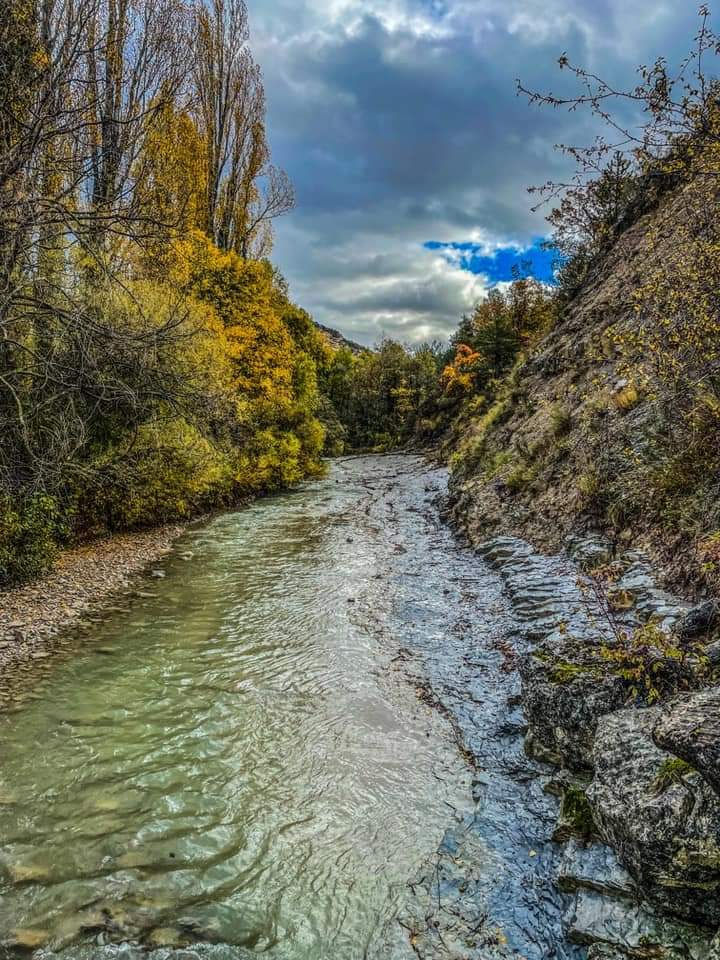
[447, 14, 720, 599]
[0, 0, 333, 584]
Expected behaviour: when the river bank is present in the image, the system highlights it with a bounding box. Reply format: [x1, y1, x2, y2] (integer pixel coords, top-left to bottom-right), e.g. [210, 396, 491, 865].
[1, 456, 718, 959]
[0, 524, 185, 671]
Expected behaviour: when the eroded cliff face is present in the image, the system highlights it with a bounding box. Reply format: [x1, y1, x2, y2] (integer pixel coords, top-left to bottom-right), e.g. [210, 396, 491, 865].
[442, 181, 720, 952]
[446, 179, 719, 600]
[474, 534, 720, 955]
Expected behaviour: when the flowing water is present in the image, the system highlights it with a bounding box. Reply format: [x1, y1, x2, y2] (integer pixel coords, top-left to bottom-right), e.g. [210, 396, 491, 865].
[0, 456, 575, 960]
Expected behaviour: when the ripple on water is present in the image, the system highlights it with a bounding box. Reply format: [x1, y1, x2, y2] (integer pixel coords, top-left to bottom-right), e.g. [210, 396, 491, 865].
[0, 458, 469, 959]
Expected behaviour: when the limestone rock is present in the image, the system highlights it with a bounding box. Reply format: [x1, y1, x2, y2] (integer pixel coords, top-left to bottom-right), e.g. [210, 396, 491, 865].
[709, 931, 720, 960]
[588, 707, 720, 926]
[677, 602, 720, 643]
[520, 640, 627, 772]
[557, 839, 636, 899]
[565, 889, 714, 958]
[653, 688, 720, 799]
[613, 555, 689, 632]
[567, 536, 614, 572]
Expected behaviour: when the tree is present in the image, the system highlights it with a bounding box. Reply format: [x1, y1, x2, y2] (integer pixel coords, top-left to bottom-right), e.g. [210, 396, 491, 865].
[518, 6, 720, 294]
[441, 344, 483, 400]
[193, 0, 294, 257]
[472, 291, 521, 381]
[133, 102, 208, 274]
[83, 0, 190, 250]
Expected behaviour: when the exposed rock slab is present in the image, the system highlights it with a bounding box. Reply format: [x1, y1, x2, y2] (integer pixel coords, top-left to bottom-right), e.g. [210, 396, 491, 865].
[588, 707, 720, 926]
[476, 536, 604, 642]
[613, 553, 689, 632]
[565, 889, 714, 959]
[557, 840, 636, 899]
[653, 688, 720, 799]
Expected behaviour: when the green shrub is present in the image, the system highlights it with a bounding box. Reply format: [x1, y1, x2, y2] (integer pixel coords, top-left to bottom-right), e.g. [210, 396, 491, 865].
[560, 785, 596, 838]
[0, 494, 62, 585]
[505, 460, 539, 493]
[485, 450, 513, 478]
[549, 403, 573, 437]
[600, 622, 688, 704]
[79, 420, 232, 532]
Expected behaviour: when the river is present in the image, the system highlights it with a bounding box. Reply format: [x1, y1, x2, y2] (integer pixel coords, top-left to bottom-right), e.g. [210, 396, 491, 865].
[0, 456, 576, 960]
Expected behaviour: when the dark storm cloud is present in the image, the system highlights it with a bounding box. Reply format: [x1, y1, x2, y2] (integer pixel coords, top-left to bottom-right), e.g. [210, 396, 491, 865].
[249, 1, 703, 344]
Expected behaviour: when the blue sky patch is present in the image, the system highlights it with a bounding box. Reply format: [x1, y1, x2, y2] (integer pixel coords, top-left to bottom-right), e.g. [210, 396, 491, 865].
[425, 239, 558, 284]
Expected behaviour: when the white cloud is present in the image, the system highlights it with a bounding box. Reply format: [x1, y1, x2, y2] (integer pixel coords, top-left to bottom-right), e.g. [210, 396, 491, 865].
[248, 0, 704, 343]
[275, 223, 493, 346]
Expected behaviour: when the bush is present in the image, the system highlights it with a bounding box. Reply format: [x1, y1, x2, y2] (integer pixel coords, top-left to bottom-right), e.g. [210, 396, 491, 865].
[0, 494, 62, 585]
[505, 459, 539, 493]
[79, 420, 232, 532]
[549, 403, 573, 437]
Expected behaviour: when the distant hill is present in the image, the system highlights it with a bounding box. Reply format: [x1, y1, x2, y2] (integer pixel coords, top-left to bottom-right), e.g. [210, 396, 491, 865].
[314, 322, 367, 354]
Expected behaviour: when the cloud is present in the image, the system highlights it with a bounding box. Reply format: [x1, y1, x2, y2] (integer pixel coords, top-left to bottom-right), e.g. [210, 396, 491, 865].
[249, 0, 704, 344]
[275, 221, 490, 345]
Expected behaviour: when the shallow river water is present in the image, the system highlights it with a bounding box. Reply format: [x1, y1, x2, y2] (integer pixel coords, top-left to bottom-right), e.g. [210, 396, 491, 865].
[0, 456, 575, 960]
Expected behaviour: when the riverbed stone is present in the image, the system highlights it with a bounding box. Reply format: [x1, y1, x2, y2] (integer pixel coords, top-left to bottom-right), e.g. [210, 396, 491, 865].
[564, 889, 714, 959]
[588, 707, 720, 926]
[653, 688, 720, 799]
[557, 840, 636, 899]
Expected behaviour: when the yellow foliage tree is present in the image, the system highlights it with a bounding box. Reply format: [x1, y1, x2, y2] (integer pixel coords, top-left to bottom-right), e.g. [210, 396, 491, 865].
[441, 344, 483, 399]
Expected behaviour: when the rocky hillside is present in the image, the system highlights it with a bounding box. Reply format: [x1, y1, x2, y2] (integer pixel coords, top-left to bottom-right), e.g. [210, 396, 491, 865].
[446, 176, 720, 600]
[315, 321, 367, 354]
[442, 173, 720, 955]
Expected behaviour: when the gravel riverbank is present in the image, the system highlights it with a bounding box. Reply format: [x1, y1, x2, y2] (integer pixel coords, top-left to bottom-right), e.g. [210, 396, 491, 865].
[0, 525, 185, 670]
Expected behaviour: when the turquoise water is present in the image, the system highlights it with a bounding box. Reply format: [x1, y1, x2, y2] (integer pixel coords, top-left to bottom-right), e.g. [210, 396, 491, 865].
[0, 457, 467, 959]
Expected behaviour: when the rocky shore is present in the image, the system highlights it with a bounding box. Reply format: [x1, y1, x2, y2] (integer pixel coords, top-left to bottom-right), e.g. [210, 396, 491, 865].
[474, 533, 720, 958]
[0, 525, 185, 671]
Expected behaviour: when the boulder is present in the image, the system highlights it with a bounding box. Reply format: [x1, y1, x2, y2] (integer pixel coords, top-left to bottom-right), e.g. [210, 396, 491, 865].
[705, 640, 720, 670]
[520, 640, 628, 771]
[588, 707, 720, 926]
[677, 602, 720, 643]
[653, 688, 720, 799]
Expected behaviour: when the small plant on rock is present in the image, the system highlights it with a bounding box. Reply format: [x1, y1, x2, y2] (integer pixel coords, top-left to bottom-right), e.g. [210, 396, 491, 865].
[600, 622, 688, 704]
[653, 757, 697, 794]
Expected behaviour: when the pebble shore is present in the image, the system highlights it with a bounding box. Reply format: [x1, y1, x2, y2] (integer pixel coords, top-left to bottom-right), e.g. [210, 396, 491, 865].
[0, 525, 185, 671]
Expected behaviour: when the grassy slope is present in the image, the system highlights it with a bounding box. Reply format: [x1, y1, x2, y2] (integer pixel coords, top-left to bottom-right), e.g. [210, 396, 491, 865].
[446, 183, 719, 598]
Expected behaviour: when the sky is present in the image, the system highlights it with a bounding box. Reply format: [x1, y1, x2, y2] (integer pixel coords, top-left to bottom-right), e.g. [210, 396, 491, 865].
[249, 0, 702, 345]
